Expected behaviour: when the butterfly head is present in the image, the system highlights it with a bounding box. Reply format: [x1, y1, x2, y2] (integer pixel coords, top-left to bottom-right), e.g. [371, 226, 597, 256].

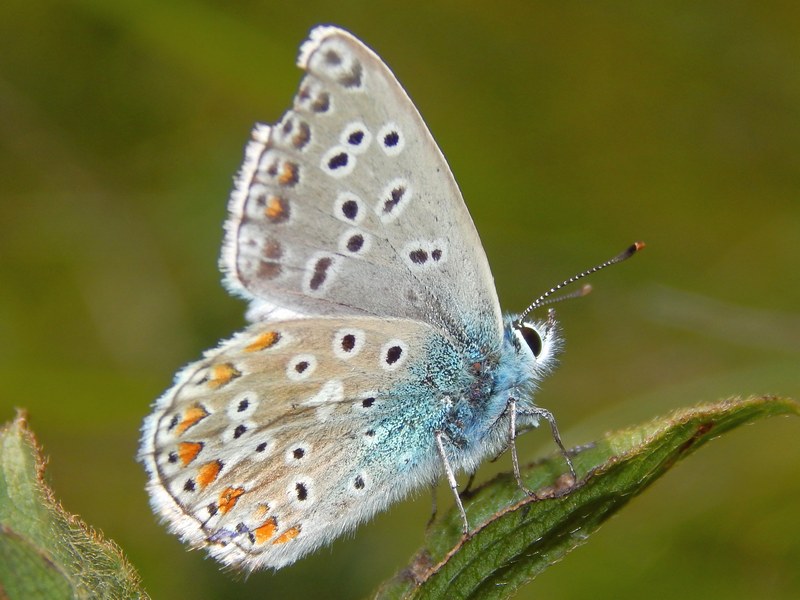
[505, 313, 562, 377]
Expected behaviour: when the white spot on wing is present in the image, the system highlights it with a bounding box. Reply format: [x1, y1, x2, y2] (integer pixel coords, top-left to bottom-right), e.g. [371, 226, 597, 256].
[303, 252, 339, 295]
[288, 477, 314, 507]
[223, 420, 256, 443]
[252, 437, 274, 460]
[227, 392, 259, 420]
[377, 122, 405, 156]
[349, 471, 369, 494]
[375, 178, 412, 224]
[354, 392, 379, 412]
[284, 442, 311, 465]
[379, 339, 409, 372]
[286, 354, 317, 381]
[340, 121, 372, 154]
[333, 329, 366, 359]
[338, 228, 371, 256]
[302, 380, 344, 406]
[333, 191, 365, 224]
[321, 146, 356, 178]
[402, 239, 449, 270]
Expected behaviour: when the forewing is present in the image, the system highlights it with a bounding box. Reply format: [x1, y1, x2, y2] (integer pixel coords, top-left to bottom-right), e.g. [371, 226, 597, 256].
[221, 26, 502, 333]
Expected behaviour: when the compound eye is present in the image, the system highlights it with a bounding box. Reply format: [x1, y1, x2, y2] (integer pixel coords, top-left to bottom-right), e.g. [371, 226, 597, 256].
[519, 325, 543, 357]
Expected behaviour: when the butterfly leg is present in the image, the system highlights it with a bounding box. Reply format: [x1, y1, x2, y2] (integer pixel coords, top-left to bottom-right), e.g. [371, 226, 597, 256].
[509, 400, 577, 498]
[426, 481, 438, 529]
[508, 398, 539, 498]
[434, 431, 470, 534]
[461, 471, 477, 496]
[526, 405, 577, 481]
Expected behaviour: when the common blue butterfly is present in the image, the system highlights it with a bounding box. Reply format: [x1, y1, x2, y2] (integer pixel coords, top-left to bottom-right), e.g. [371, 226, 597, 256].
[138, 25, 641, 571]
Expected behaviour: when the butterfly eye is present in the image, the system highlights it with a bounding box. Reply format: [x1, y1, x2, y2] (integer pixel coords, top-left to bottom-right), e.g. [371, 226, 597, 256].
[518, 324, 543, 358]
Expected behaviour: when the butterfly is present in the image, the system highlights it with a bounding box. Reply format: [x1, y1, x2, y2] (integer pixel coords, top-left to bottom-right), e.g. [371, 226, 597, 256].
[138, 25, 640, 571]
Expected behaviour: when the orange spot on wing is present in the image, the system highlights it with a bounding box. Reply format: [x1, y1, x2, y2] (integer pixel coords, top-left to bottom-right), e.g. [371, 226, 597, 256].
[265, 195, 287, 221]
[272, 525, 301, 545]
[196, 460, 223, 489]
[208, 363, 241, 389]
[277, 162, 298, 186]
[254, 517, 278, 544]
[218, 487, 245, 514]
[175, 405, 209, 435]
[246, 331, 281, 352]
[177, 441, 203, 466]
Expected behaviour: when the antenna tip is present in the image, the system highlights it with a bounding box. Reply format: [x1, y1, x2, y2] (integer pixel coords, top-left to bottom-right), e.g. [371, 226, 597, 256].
[618, 241, 645, 261]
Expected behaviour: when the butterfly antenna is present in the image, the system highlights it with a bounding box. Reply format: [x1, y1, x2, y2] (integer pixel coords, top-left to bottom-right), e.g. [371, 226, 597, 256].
[516, 241, 645, 327]
[536, 283, 594, 308]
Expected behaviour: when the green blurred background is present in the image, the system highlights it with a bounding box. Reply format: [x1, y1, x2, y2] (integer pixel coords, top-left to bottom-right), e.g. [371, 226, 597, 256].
[1, 1, 798, 598]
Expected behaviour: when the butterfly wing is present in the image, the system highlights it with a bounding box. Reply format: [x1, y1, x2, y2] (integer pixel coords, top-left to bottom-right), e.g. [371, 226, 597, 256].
[221, 26, 502, 334]
[140, 316, 476, 570]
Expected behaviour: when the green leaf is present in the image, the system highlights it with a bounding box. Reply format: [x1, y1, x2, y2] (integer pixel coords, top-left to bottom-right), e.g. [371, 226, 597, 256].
[0, 412, 148, 599]
[375, 395, 799, 600]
